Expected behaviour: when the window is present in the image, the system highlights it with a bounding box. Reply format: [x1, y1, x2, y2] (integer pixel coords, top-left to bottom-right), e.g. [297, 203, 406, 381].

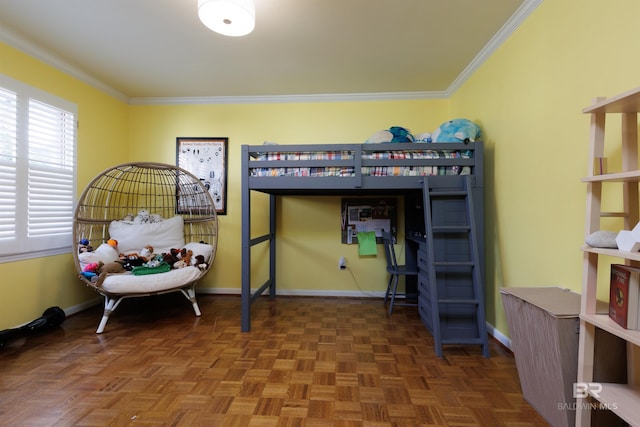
[0, 74, 77, 262]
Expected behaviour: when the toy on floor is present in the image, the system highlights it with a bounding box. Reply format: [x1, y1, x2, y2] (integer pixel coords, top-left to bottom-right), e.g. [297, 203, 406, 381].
[0, 306, 66, 348]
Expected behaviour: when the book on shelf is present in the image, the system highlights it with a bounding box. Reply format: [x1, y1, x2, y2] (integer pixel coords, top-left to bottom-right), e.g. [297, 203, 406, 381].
[609, 264, 640, 330]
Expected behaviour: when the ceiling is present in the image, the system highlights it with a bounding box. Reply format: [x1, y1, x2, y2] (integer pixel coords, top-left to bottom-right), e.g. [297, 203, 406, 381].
[0, 0, 538, 103]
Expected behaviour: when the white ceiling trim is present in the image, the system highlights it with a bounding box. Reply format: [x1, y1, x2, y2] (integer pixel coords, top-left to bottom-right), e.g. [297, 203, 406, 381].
[446, 0, 543, 96]
[0, 26, 128, 103]
[128, 91, 449, 106]
[0, 0, 541, 106]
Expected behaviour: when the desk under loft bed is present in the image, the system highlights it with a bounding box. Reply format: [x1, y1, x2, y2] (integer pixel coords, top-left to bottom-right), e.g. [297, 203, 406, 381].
[240, 142, 487, 355]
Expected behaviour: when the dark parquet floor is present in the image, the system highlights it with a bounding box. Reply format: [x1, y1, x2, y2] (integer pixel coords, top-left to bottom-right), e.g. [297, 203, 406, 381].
[0, 294, 550, 426]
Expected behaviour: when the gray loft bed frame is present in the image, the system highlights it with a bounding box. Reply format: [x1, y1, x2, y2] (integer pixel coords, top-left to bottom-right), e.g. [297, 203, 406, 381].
[240, 142, 484, 332]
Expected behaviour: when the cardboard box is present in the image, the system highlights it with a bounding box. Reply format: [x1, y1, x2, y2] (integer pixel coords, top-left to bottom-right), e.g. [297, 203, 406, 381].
[500, 287, 612, 427]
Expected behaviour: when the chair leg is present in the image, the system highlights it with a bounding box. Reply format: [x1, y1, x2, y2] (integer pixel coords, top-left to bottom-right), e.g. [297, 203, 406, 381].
[389, 274, 399, 314]
[179, 286, 202, 317]
[384, 275, 393, 303]
[96, 296, 125, 334]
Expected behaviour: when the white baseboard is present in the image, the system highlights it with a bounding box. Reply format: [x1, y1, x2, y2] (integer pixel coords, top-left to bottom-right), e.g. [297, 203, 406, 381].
[64, 297, 102, 317]
[196, 287, 386, 298]
[486, 322, 511, 350]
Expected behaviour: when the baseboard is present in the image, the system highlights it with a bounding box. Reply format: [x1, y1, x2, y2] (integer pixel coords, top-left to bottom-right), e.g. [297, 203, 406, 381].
[64, 297, 102, 317]
[196, 287, 386, 298]
[486, 322, 512, 351]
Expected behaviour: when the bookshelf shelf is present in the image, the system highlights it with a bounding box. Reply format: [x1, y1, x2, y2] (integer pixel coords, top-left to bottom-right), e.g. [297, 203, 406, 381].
[581, 246, 640, 262]
[578, 87, 640, 426]
[580, 314, 640, 347]
[590, 384, 640, 426]
[581, 170, 640, 183]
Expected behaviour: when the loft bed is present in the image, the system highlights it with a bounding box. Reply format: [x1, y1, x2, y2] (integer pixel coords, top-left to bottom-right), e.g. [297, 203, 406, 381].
[240, 142, 484, 332]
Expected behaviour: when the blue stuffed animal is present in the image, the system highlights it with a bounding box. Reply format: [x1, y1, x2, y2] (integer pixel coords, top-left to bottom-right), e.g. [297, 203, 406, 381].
[432, 119, 481, 143]
[365, 126, 414, 143]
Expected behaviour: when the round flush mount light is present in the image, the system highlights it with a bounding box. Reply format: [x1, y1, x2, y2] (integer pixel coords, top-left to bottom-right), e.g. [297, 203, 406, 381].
[198, 0, 255, 37]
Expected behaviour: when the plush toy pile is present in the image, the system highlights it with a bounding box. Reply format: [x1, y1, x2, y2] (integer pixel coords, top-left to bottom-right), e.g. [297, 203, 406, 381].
[365, 119, 481, 145]
[80, 242, 210, 287]
[78, 210, 211, 287]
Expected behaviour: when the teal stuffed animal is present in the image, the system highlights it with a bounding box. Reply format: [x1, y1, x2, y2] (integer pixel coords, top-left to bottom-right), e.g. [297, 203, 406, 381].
[432, 119, 481, 143]
[365, 126, 414, 143]
[388, 126, 414, 143]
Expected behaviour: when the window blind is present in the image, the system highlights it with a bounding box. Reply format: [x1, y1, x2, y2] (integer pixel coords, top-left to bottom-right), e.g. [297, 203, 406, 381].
[0, 74, 77, 261]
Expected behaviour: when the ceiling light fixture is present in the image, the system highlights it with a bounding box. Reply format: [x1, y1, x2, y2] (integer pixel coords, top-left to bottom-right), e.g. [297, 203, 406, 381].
[198, 0, 255, 37]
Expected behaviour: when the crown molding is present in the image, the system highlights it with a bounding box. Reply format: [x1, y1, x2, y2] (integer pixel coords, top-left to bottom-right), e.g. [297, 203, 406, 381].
[0, 26, 129, 103]
[446, 0, 543, 96]
[128, 91, 448, 105]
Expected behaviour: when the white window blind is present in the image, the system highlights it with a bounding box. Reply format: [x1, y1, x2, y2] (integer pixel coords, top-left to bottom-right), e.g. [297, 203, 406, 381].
[0, 74, 77, 261]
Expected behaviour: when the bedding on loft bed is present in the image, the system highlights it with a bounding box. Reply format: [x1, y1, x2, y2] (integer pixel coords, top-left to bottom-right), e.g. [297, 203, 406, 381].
[246, 143, 475, 179]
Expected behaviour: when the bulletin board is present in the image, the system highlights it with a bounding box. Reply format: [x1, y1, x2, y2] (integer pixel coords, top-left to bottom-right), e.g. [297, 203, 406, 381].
[341, 197, 398, 244]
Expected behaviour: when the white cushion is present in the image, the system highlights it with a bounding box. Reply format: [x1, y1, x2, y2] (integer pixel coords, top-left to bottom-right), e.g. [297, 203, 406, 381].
[101, 266, 203, 294]
[109, 215, 185, 255]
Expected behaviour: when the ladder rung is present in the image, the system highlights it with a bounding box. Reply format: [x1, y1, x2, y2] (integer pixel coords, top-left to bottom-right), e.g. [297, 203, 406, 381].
[438, 298, 479, 305]
[429, 190, 467, 197]
[434, 261, 475, 267]
[432, 225, 470, 232]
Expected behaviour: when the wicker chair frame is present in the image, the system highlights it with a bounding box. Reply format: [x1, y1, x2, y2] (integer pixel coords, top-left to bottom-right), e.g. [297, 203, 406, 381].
[72, 162, 218, 333]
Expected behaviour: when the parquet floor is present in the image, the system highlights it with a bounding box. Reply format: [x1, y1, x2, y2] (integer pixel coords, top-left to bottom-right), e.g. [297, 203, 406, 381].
[0, 294, 549, 426]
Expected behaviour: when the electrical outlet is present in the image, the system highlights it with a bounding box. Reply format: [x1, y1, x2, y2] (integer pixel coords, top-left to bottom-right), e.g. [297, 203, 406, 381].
[338, 256, 346, 269]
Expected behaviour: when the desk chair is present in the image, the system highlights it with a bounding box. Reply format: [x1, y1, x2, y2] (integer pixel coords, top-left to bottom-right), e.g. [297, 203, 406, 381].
[381, 230, 418, 314]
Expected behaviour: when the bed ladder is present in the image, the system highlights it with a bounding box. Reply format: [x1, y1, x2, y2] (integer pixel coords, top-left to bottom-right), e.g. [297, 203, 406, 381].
[422, 175, 489, 357]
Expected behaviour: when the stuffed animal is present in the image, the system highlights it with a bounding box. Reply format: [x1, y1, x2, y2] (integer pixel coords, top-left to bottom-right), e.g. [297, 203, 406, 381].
[194, 255, 209, 271]
[162, 248, 189, 269]
[94, 260, 127, 287]
[413, 132, 433, 143]
[119, 253, 146, 270]
[139, 245, 154, 260]
[432, 119, 481, 143]
[107, 239, 118, 249]
[78, 238, 93, 253]
[365, 126, 414, 143]
[133, 209, 151, 224]
[163, 250, 180, 268]
[173, 249, 194, 269]
[133, 209, 163, 224]
[82, 263, 100, 279]
[84, 262, 99, 272]
[182, 249, 193, 266]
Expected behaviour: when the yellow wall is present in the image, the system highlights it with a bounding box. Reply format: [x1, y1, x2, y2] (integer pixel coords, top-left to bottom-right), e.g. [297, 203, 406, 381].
[128, 101, 450, 294]
[450, 0, 640, 333]
[0, 42, 129, 329]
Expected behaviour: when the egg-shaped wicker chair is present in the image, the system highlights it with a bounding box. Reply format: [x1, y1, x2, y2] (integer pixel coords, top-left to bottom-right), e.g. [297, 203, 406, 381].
[73, 162, 218, 333]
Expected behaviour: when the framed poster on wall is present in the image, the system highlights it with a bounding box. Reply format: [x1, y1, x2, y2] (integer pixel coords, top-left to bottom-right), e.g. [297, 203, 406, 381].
[176, 137, 228, 215]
